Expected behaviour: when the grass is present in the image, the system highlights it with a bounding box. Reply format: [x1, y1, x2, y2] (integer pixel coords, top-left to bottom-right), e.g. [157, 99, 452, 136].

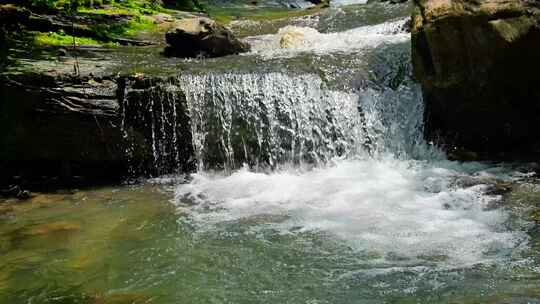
[34, 31, 118, 47]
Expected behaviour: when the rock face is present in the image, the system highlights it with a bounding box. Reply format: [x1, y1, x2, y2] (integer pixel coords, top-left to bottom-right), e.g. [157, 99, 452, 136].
[0, 73, 194, 188]
[164, 17, 250, 58]
[412, 0, 540, 158]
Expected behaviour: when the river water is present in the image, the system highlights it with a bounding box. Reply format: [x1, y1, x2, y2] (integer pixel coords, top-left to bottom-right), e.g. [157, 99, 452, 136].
[1, 2, 540, 303]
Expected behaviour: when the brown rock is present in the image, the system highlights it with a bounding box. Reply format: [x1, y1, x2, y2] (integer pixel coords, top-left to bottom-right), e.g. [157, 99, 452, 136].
[164, 17, 250, 58]
[412, 0, 540, 159]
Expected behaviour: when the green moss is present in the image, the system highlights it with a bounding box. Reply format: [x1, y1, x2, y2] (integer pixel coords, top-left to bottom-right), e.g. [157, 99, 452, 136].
[34, 31, 118, 47]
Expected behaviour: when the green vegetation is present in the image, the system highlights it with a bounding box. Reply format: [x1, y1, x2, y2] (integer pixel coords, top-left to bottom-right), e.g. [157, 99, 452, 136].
[90, 14, 158, 41]
[8, 0, 204, 47]
[34, 31, 118, 47]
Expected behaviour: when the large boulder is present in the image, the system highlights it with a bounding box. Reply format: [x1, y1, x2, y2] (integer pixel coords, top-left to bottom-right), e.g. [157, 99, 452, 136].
[164, 17, 250, 58]
[0, 73, 194, 188]
[412, 0, 540, 159]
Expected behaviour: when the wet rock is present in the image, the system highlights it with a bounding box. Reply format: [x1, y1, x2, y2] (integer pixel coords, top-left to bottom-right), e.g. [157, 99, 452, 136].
[57, 48, 68, 57]
[486, 181, 514, 196]
[0, 5, 31, 27]
[164, 17, 250, 58]
[0, 185, 31, 200]
[153, 13, 174, 24]
[412, 0, 540, 159]
[504, 182, 540, 222]
[447, 147, 479, 162]
[532, 209, 540, 223]
[0, 73, 127, 185]
[0, 72, 195, 186]
[305, 0, 330, 6]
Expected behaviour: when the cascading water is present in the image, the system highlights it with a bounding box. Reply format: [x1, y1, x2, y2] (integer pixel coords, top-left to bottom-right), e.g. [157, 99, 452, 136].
[169, 15, 531, 277]
[177, 73, 369, 170]
[171, 66, 527, 269]
[118, 11, 532, 293]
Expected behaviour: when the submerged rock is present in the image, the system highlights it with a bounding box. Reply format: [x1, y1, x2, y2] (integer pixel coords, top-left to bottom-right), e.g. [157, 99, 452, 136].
[164, 17, 250, 58]
[411, 0, 540, 159]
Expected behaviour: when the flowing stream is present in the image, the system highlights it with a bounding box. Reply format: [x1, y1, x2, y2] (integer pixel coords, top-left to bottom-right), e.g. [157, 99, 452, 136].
[1, 2, 540, 303]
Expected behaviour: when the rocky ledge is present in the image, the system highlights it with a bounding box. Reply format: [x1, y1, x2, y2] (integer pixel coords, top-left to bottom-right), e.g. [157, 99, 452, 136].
[0, 72, 194, 189]
[412, 0, 540, 159]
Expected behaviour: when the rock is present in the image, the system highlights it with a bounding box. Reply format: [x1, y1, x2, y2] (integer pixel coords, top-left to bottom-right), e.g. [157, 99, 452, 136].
[305, 0, 330, 6]
[447, 147, 479, 162]
[487, 181, 514, 196]
[0, 5, 31, 28]
[164, 17, 250, 58]
[57, 48, 68, 57]
[412, 0, 540, 159]
[0, 185, 31, 200]
[279, 26, 310, 49]
[153, 13, 173, 24]
[0, 72, 195, 187]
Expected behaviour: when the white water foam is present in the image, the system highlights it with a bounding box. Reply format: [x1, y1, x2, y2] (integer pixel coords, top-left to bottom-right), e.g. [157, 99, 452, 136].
[246, 18, 410, 58]
[330, 0, 368, 6]
[175, 158, 528, 268]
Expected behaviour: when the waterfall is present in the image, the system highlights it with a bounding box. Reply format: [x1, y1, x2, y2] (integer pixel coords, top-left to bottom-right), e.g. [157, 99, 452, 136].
[119, 69, 430, 174]
[117, 15, 431, 174]
[178, 73, 370, 170]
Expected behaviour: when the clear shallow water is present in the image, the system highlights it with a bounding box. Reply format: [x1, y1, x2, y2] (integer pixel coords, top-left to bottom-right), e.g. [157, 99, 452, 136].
[0, 163, 539, 303]
[175, 159, 527, 269]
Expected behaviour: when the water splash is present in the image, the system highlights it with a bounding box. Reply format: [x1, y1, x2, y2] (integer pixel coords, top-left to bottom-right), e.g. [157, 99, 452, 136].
[175, 159, 529, 269]
[246, 18, 410, 58]
[170, 18, 528, 273]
